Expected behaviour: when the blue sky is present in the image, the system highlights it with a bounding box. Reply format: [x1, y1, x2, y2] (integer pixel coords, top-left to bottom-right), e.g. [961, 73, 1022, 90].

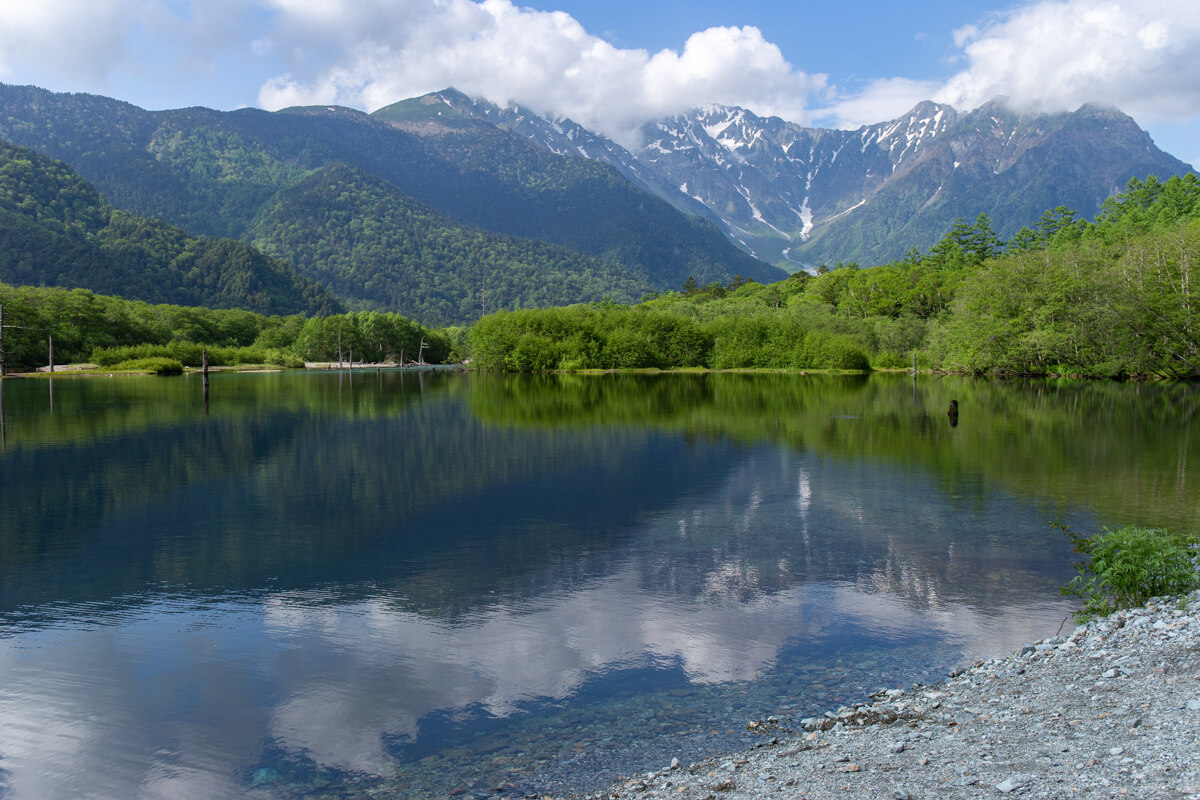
[2, 0, 1198, 166]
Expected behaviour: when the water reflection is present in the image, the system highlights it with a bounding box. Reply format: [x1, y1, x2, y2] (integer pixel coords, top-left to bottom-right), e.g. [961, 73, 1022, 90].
[0, 372, 1195, 799]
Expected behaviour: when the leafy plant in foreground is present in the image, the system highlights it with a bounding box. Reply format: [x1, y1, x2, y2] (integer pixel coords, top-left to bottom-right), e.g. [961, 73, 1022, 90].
[1057, 522, 1200, 621]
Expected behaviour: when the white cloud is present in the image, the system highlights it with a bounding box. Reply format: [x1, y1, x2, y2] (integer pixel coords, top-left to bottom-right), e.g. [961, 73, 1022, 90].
[811, 0, 1200, 132]
[936, 0, 1200, 121]
[253, 0, 824, 147]
[0, 0, 262, 100]
[818, 77, 943, 130]
[3, 0, 1199, 147]
[0, 0, 140, 82]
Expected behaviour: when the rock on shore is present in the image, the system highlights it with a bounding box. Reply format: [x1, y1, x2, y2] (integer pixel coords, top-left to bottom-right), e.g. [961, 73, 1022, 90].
[571, 590, 1200, 800]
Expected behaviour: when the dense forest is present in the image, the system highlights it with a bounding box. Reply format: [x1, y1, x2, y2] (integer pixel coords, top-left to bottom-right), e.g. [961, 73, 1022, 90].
[2, 170, 1196, 381]
[468, 174, 1200, 379]
[0, 84, 784, 320]
[0, 283, 451, 371]
[246, 161, 651, 323]
[0, 142, 341, 316]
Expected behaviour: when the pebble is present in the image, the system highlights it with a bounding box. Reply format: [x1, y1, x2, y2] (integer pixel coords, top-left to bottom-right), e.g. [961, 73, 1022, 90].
[558, 589, 1200, 800]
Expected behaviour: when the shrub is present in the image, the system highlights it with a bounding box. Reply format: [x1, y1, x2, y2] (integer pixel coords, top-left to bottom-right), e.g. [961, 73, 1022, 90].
[91, 342, 295, 367]
[107, 357, 185, 375]
[1058, 523, 1200, 621]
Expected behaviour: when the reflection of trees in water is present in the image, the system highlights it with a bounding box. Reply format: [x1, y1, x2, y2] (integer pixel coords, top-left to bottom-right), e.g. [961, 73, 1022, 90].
[622, 449, 1074, 617]
[473, 372, 1200, 532]
[0, 372, 739, 619]
[2, 371, 1193, 625]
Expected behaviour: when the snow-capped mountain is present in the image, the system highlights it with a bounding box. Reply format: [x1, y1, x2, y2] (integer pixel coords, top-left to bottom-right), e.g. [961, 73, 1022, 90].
[634, 101, 956, 264]
[377, 91, 1196, 269]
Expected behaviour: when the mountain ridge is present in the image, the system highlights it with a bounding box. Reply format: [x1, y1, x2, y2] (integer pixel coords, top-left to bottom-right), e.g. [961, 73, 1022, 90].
[0, 140, 342, 315]
[0, 83, 783, 323]
[400, 89, 1195, 268]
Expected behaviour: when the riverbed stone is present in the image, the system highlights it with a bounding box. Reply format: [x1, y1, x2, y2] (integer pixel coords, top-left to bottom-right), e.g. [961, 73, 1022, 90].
[556, 588, 1200, 800]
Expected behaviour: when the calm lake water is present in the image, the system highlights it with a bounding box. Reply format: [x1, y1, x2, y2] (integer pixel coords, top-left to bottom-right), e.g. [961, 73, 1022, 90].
[0, 370, 1196, 799]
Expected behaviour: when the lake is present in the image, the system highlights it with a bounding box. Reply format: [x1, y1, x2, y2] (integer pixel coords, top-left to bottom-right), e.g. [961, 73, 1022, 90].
[0, 370, 1196, 799]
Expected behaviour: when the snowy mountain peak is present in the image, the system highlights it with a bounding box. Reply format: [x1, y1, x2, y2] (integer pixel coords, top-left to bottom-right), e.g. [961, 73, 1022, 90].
[381, 91, 1194, 269]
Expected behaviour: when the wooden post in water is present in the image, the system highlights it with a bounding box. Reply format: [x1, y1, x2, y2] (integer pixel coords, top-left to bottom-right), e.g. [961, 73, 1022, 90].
[202, 347, 210, 414]
[0, 372, 6, 449]
[48, 334, 54, 373]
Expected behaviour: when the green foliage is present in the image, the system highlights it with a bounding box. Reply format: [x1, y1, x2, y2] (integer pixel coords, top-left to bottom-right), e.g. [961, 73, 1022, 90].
[466, 303, 874, 373]
[0, 283, 450, 372]
[0, 142, 341, 316]
[466, 169, 1200, 378]
[290, 311, 450, 364]
[91, 342, 292, 368]
[105, 357, 185, 375]
[247, 162, 649, 324]
[0, 84, 784, 323]
[1058, 523, 1200, 621]
[469, 306, 712, 372]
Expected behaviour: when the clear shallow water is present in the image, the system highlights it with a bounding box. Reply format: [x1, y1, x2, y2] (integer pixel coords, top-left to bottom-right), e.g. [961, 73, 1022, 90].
[0, 371, 1196, 799]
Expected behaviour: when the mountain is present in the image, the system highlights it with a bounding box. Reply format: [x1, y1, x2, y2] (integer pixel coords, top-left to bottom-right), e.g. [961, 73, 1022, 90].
[0, 141, 341, 315]
[245, 161, 651, 320]
[411, 90, 1196, 268]
[0, 84, 784, 323]
[792, 100, 1199, 267]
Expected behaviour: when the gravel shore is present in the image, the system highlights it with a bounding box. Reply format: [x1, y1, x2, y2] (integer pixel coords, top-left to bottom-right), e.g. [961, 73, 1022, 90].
[569, 590, 1200, 800]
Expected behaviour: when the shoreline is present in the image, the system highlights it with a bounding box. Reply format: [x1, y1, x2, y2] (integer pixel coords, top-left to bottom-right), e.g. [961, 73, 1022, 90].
[565, 592, 1200, 800]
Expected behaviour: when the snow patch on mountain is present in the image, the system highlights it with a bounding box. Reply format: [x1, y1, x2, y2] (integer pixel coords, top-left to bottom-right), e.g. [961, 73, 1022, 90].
[798, 198, 814, 239]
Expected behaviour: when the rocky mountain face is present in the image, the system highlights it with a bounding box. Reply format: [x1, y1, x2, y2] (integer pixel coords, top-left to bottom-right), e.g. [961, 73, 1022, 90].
[406, 91, 1195, 268]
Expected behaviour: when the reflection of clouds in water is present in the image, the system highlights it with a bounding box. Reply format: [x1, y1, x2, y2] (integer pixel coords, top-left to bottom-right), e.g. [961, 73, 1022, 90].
[263, 568, 836, 773]
[0, 449, 1078, 796]
[829, 586, 1073, 656]
[262, 574, 1070, 776]
[0, 624, 252, 800]
[260, 451, 1075, 775]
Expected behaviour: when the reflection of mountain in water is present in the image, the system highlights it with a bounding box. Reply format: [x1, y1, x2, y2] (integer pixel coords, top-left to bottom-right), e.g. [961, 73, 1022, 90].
[0, 371, 738, 615]
[0, 370, 1192, 799]
[256, 446, 1076, 782]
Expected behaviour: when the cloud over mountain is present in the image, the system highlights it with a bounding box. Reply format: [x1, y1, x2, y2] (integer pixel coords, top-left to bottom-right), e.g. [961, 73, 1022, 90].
[254, 0, 823, 147]
[935, 0, 1200, 122]
[0, 0, 1197, 151]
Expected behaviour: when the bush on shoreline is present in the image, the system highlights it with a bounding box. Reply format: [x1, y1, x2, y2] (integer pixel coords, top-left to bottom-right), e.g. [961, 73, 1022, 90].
[1058, 523, 1200, 621]
[468, 306, 873, 372]
[91, 342, 301, 368]
[106, 357, 185, 375]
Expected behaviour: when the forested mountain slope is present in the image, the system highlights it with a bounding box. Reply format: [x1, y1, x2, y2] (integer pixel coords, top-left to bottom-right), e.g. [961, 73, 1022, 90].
[0, 142, 341, 315]
[245, 162, 651, 321]
[0, 84, 783, 322]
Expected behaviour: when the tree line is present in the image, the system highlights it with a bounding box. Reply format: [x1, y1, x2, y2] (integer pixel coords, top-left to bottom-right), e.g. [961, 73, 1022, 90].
[0, 283, 452, 371]
[468, 173, 1200, 379]
[3, 172, 1196, 380]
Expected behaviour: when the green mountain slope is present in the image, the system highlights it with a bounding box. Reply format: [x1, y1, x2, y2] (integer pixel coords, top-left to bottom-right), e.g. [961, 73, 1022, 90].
[0, 141, 341, 315]
[247, 162, 652, 323]
[0, 84, 784, 320]
[371, 93, 779, 289]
